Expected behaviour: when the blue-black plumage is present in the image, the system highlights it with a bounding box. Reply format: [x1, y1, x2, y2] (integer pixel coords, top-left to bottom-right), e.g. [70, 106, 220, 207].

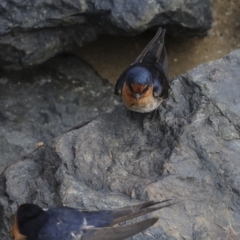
[114, 27, 170, 113]
[12, 199, 175, 240]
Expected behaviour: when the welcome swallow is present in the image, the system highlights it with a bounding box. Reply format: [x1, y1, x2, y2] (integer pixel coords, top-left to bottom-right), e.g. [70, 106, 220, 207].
[114, 27, 170, 113]
[11, 199, 174, 240]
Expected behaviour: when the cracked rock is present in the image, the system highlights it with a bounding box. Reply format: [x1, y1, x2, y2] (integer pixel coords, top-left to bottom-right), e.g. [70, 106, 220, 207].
[0, 0, 212, 70]
[0, 53, 119, 173]
[1, 49, 240, 239]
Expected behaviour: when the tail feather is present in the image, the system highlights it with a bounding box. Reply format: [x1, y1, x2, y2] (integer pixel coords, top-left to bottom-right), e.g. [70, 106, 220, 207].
[111, 199, 174, 225]
[133, 27, 166, 64]
[133, 27, 163, 64]
[148, 29, 166, 62]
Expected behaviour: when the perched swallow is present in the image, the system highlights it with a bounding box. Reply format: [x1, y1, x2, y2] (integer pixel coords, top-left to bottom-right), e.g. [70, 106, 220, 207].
[115, 27, 170, 113]
[11, 199, 174, 240]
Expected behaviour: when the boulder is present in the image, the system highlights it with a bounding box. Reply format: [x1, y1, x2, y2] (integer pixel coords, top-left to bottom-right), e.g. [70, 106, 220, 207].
[0, 0, 212, 70]
[0, 54, 119, 173]
[1, 49, 239, 239]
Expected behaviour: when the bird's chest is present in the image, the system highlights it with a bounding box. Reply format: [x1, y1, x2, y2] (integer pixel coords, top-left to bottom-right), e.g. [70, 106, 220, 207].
[122, 93, 162, 113]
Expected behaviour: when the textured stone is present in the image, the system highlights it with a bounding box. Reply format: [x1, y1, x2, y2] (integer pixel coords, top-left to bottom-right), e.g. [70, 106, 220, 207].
[0, 54, 119, 173]
[1, 49, 240, 239]
[0, 0, 212, 70]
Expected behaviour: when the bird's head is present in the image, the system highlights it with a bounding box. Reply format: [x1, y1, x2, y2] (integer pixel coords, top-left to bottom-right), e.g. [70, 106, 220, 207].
[12, 203, 48, 240]
[124, 66, 153, 100]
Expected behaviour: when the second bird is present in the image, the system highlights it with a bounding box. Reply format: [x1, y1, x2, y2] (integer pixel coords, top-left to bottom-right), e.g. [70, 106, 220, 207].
[11, 200, 174, 240]
[114, 27, 170, 113]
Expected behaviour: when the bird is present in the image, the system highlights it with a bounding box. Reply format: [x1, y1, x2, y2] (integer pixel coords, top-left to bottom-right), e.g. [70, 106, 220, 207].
[11, 199, 175, 240]
[114, 27, 170, 113]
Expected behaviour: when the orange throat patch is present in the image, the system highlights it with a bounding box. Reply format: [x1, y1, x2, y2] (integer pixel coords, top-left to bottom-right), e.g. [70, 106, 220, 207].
[121, 83, 161, 112]
[11, 219, 27, 240]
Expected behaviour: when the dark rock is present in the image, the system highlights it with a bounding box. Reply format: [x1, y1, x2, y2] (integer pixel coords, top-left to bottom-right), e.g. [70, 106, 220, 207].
[0, 54, 119, 174]
[1, 48, 239, 239]
[0, 0, 212, 70]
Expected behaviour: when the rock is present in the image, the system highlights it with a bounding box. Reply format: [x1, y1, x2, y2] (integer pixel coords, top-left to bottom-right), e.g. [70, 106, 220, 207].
[0, 0, 212, 70]
[0, 54, 119, 174]
[1, 48, 239, 239]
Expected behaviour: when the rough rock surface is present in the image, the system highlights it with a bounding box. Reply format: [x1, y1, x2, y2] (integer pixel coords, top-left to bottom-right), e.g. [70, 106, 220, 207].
[0, 54, 119, 174]
[0, 0, 212, 70]
[1, 49, 240, 240]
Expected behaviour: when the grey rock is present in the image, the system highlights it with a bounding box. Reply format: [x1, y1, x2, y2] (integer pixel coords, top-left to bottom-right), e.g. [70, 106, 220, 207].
[1, 48, 239, 239]
[0, 54, 119, 174]
[0, 0, 212, 70]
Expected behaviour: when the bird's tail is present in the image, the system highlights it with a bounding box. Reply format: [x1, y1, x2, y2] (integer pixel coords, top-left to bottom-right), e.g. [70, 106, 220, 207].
[133, 27, 166, 65]
[111, 199, 176, 225]
[78, 200, 178, 240]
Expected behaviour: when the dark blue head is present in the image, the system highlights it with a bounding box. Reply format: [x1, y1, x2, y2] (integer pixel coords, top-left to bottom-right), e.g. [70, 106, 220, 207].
[124, 66, 153, 100]
[125, 66, 152, 85]
[12, 203, 49, 240]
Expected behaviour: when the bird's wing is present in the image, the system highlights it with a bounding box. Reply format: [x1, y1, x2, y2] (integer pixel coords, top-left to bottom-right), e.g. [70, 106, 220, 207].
[110, 199, 174, 225]
[132, 27, 165, 65]
[114, 67, 129, 95]
[80, 217, 158, 240]
[156, 44, 168, 79]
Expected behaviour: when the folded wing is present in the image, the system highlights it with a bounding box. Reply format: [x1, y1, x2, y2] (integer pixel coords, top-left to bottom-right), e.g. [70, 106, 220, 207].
[80, 217, 158, 240]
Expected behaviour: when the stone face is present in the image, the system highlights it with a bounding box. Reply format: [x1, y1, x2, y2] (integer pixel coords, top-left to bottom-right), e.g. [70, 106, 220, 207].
[1, 49, 240, 239]
[0, 0, 212, 70]
[0, 54, 119, 174]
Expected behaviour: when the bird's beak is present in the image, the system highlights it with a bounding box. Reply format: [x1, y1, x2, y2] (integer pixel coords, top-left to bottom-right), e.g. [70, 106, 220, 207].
[134, 93, 141, 100]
